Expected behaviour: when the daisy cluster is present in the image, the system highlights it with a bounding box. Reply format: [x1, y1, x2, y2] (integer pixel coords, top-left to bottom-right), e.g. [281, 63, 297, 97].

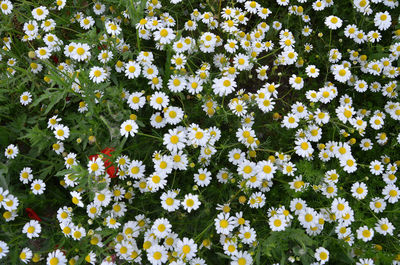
[1, 0, 400, 264]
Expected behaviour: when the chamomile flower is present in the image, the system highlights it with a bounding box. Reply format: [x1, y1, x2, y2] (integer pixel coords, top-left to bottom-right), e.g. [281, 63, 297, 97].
[375, 217, 394, 236]
[0, 0, 13, 15]
[128, 160, 146, 180]
[333, 65, 351, 83]
[5, 144, 18, 159]
[212, 76, 237, 96]
[356, 225, 374, 242]
[32, 6, 48, 21]
[232, 251, 253, 265]
[55, 0, 66, 10]
[124, 61, 141, 79]
[294, 139, 314, 158]
[105, 21, 122, 35]
[193, 168, 211, 187]
[147, 245, 168, 265]
[19, 167, 33, 184]
[154, 28, 176, 44]
[20, 91, 32, 105]
[306, 65, 320, 78]
[19, 247, 32, 264]
[239, 226, 257, 245]
[88, 157, 105, 176]
[80, 16, 94, 30]
[315, 247, 329, 264]
[325, 15, 342, 29]
[89, 66, 107, 83]
[70, 191, 84, 207]
[126, 92, 145, 110]
[46, 250, 67, 265]
[22, 220, 41, 239]
[382, 184, 400, 203]
[31, 179, 46, 195]
[71, 43, 91, 61]
[160, 190, 180, 212]
[64, 153, 78, 169]
[120, 119, 138, 137]
[182, 193, 201, 213]
[374, 11, 392, 31]
[54, 124, 70, 141]
[150, 92, 169, 110]
[351, 182, 368, 200]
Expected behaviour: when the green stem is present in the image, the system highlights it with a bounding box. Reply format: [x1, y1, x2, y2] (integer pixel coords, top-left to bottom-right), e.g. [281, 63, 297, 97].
[137, 132, 162, 141]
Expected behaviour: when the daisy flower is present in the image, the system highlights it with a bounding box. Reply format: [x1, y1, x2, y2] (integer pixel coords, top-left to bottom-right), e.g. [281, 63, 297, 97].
[356, 225, 374, 242]
[71, 43, 91, 61]
[314, 247, 329, 264]
[325, 15, 342, 29]
[375, 217, 395, 236]
[20, 91, 32, 105]
[0, 0, 13, 15]
[46, 249, 67, 265]
[154, 28, 176, 44]
[382, 184, 400, 203]
[64, 153, 78, 169]
[147, 245, 168, 265]
[212, 76, 237, 96]
[89, 66, 107, 83]
[351, 182, 368, 200]
[182, 193, 201, 213]
[4, 144, 18, 159]
[22, 220, 41, 239]
[70, 191, 84, 207]
[80, 16, 95, 30]
[105, 20, 122, 35]
[32, 6, 48, 21]
[19, 167, 33, 184]
[232, 251, 253, 265]
[160, 190, 180, 212]
[53, 124, 70, 141]
[269, 214, 287, 231]
[19, 247, 32, 264]
[374, 11, 392, 31]
[150, 92, 169, 110]
[88, 157, 105, 176]
[31, 179, 46, 195]
[120, 119, 139, 137]
[332, 65, 351, 83]
[124, 61, 141, 79]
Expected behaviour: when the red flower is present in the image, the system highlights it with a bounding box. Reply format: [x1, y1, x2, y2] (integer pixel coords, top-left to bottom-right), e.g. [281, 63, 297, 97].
[51, 55, 59, 64]
[25, 208, 42, 222]
[89, 147, 118, 178]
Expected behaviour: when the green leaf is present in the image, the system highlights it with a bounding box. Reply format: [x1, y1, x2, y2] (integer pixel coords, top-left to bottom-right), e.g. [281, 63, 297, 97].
[19, 124, 51, 154]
